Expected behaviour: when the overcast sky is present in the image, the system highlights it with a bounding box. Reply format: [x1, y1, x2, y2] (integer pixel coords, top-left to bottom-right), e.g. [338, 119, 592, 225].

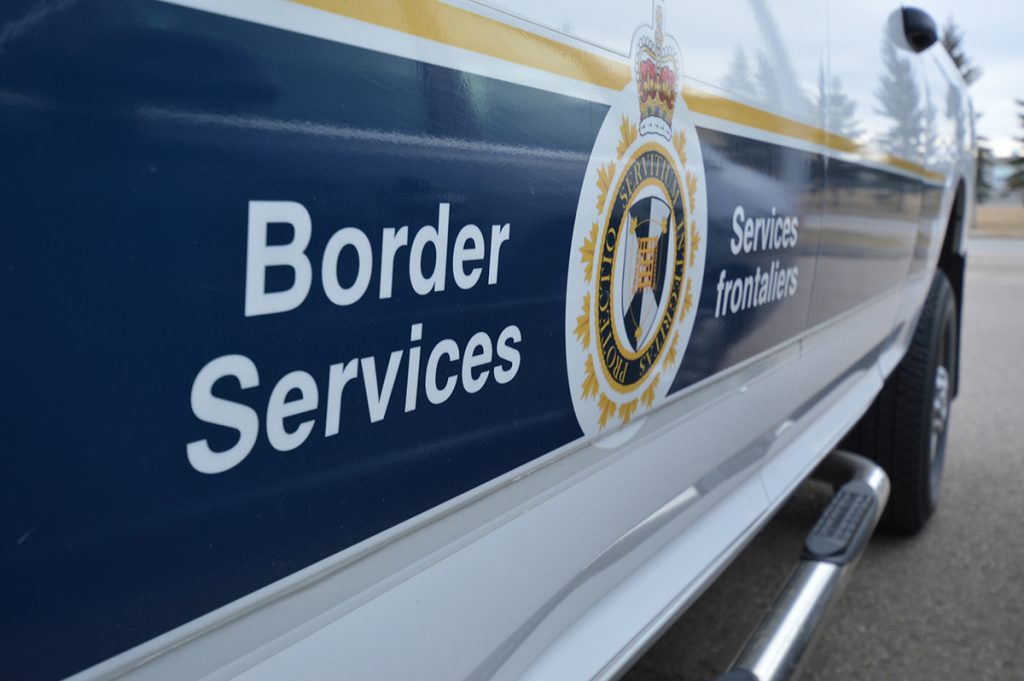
[923, 0, 1024, 156]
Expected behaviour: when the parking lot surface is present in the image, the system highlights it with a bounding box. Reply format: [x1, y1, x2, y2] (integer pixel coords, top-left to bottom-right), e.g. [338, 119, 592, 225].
[625, 239, 1024, 681]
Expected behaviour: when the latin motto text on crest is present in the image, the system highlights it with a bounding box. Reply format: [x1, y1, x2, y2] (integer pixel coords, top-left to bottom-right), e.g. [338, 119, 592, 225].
[597, 147, 687, 391]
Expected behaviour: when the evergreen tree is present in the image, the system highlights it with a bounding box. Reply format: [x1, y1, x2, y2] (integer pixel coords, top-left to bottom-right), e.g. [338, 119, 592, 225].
[722, 47, 757, 100]
[922, 97, 939, 165]
[937, 17, 987, 201]
[875, 39, 922, 159]
[976, 136, 994, 203]
[941, 18, 989, 202]
[941, 19, 982, 86]
[816, 67, 862, 142]
[1007, 100, 1024, 203]
[755, 51, 781, 109]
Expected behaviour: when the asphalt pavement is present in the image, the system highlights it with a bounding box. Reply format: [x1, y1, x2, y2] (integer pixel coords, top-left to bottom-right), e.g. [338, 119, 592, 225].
[625, 239, 1024, 681]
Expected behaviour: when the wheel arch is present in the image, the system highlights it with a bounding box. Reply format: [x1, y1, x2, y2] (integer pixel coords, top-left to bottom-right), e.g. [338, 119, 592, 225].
[936, 178, 968, 397]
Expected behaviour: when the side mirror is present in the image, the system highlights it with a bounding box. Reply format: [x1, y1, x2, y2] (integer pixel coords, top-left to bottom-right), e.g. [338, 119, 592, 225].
[902, 7, 938, 52]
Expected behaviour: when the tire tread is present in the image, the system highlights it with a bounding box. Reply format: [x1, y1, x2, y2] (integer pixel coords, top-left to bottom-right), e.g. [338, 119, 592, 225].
[842, 272, 956, 534]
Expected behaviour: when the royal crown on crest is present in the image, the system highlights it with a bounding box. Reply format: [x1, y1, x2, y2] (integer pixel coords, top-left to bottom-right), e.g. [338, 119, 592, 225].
[633, 0, 679, 140]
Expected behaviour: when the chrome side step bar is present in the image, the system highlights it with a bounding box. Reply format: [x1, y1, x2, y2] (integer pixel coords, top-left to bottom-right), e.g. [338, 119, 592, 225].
[715, 450, 890, 681]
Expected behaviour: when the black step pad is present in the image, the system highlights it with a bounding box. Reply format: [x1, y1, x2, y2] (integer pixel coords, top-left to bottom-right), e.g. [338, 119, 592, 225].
[803, 480, 878, 565]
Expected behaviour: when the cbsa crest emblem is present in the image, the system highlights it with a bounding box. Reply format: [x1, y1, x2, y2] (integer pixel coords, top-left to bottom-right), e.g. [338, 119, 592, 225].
[565, 0, 706, 438]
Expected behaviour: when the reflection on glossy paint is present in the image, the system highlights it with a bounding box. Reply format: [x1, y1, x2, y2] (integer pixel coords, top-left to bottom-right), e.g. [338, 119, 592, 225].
[816, 69, 862, 142]
[877, 37, 927, 161]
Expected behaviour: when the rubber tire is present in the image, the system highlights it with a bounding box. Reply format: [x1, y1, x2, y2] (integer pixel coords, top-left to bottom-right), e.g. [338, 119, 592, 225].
[842, 271, 958, 534]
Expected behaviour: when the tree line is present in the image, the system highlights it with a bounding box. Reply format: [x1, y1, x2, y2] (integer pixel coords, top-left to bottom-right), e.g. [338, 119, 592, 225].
[943, 19, 1023, 204]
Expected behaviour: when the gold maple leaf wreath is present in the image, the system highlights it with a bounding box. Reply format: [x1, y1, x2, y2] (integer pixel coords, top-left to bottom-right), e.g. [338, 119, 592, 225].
[617, 115, 638, 160]
[595, 162, 616, 214]
[576, 117, 701, 430]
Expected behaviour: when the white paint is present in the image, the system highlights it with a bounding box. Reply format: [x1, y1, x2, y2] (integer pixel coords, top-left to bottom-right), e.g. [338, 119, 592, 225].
[360, 352, 404, 424]
[186, 355, 261, 474]
[379, 226, 409, 300]
[324, 361, 359, 438]
[244, 201, 313, 317]
[425, 338, 460, 405]
[409, 203, 449, 296]
[266, 371, 319, 452]
[461, 332, 492, 394]
[452, 224, 485, 290]
[321, 228, 373, 306]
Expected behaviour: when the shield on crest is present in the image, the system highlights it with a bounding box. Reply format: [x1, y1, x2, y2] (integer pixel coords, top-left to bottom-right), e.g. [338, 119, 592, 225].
[618, 195, 672, 352]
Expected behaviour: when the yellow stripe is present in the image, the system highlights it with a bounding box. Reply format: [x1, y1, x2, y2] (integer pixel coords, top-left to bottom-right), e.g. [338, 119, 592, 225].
[291, 0, 944, 183]
[884, 155, 944, 181]
[683, 87, 826, 149]
[682, 88, 944, 182]
[293, 0, 631, 91]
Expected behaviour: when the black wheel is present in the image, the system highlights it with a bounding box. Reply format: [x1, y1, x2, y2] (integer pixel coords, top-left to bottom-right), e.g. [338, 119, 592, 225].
[843, 271, 958, 534]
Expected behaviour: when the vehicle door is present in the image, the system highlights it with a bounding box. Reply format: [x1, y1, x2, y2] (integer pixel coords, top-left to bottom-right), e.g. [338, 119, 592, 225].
[467, 0, 830, 496]
[665, 0, 831, 500]
[794, 2, 929, 433]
